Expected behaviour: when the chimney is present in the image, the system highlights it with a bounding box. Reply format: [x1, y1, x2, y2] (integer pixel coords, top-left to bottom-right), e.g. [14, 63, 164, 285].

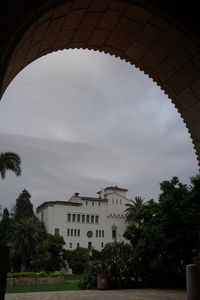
[74, 192, 80, 197]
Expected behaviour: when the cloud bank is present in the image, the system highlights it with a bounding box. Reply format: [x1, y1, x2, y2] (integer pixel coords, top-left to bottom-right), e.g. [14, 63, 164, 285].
[0, 49, 198, 210]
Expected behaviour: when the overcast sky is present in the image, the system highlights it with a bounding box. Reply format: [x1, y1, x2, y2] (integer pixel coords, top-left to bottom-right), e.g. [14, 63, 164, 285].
[0, 49, 198, 211]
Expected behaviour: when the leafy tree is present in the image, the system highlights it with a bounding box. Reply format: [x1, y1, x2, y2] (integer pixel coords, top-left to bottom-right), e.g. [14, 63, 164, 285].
[10, 216, 46, 272]
[123, 176, 200, 288]
[80, 242, 136, 289]
[13, 189, 34, 221]
[65, 247, 90, 274]
[0, 152, 21, 179]
[101, 241, 135, 288]
[32, 234, 66, 272]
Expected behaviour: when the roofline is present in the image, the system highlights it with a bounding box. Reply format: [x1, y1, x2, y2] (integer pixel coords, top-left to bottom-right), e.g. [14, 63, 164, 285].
[97, 186, 128, 194]
[36, 201, 82, 213]
[80, 196, 108, 202]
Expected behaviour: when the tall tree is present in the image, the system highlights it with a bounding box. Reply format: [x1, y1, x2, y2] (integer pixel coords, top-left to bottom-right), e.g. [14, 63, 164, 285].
[0, 152, 21, 179]
[0, 208, 12, 246]
[10, 217, 46, 272]
[14, 189, 34, 221]
[32, 234, 66, 272]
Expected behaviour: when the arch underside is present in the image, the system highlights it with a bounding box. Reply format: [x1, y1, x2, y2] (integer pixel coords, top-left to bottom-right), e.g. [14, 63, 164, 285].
[1, 0, 200, 165]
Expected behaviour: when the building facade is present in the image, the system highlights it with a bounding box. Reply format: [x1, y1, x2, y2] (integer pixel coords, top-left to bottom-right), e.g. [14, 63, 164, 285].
[36, 186, 130, 251]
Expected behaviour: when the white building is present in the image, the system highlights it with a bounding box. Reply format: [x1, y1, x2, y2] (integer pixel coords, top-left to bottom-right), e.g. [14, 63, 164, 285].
[36, 186, 130, 251]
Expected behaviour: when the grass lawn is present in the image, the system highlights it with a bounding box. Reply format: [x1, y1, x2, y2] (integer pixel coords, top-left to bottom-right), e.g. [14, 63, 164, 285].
[6, 282, 80, 293]
[65, 274, 83, 280]
[6, 274, 83, 293]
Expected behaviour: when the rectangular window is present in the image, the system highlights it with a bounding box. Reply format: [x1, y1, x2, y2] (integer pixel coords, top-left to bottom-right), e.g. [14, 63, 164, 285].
[99, 230, 101, 238]
[88, 242, 92, 250]
[78, 229, 80, 237]
[86, 201, 88, 205]
[77, 243, 79, 248]
[55, 228, 60, 236]
[96, 230, 98, 237]
[91, 215, 94, 223]
[86, 215, 90, 223]
[95, 216, 99, 223]
[67, 228, 70, 236]
[82, 215, 85, 223]
[102, 230, 104, 238]
[71, 229, 73, 236]
[68, 214, 71, 222]
[70, 243, 72, 249]
[98, 202, 100, 206]
[77, 214, 80, 222]
[112, 229, 117, 239]
[116, 199, 118, 205]
[120, 199, 122, 205]
[101, 242, 104, 248]
[92, 201, 94, 206]
[74, 229, 77, 237]
[72, 214, 76, 222]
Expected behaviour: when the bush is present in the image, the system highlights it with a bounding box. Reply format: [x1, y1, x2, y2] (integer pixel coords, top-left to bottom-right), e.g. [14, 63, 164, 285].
[48, 271, 64, 277]
[79, 242, 137, 290]
[79, 261, 97, 289]
[7, 271, 64, 278]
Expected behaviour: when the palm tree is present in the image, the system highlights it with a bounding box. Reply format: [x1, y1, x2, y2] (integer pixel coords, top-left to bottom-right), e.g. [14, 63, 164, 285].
[125, 196, 145, 227]
[10, 217, 45, 271]
[0, 152, 21, 179]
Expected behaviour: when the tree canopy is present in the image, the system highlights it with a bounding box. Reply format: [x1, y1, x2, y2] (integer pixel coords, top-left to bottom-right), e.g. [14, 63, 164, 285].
[123, 176, 200, 288]
[13, 189, 34, 221]
[0, 189, 66, 272]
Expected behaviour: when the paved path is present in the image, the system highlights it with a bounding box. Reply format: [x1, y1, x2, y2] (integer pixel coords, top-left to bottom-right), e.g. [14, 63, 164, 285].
[5, 289, 186, 300]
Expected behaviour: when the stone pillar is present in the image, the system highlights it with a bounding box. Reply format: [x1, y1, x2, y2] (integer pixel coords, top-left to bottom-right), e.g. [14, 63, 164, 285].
[0, 246, 9, 300]
[186, 264, 200, 300]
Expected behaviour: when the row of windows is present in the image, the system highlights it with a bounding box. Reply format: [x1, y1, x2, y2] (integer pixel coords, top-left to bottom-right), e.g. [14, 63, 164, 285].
[112, 198, 122, 205]
[55, 228, 115, 239]
[85, 201, 101, 206]
[67, 228, 80, 237]
[96, 230, 104, 238]
[67, 213, 99, 224]
[108, 213, 124, 218]
[69, 242, 104, 249]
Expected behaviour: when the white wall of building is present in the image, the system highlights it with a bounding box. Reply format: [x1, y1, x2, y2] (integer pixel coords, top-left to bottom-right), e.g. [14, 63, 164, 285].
[37, 186, 130, 251]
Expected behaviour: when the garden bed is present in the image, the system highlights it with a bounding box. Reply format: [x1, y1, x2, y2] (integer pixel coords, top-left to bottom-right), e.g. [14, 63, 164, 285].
[6, 272, 65, 286]
[7, 276, 65, 286]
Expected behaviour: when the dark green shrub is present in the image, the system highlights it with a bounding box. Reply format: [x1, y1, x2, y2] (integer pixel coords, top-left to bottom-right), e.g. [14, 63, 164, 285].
[79, 242, 136, 290]
[79, 261, 97, 289]
[65, 247, 90, 274]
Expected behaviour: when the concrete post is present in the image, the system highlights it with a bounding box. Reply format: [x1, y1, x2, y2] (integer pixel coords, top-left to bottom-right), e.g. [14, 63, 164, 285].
[0, 246, 9, 300]
[186, 264, 200, 300]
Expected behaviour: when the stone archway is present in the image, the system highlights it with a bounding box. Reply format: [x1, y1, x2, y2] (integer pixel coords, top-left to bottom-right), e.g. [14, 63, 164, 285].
[0, 0, 200, 164]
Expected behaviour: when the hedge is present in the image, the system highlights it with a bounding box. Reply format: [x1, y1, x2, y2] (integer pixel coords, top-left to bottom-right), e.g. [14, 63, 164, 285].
[7, 271, 64, 278]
